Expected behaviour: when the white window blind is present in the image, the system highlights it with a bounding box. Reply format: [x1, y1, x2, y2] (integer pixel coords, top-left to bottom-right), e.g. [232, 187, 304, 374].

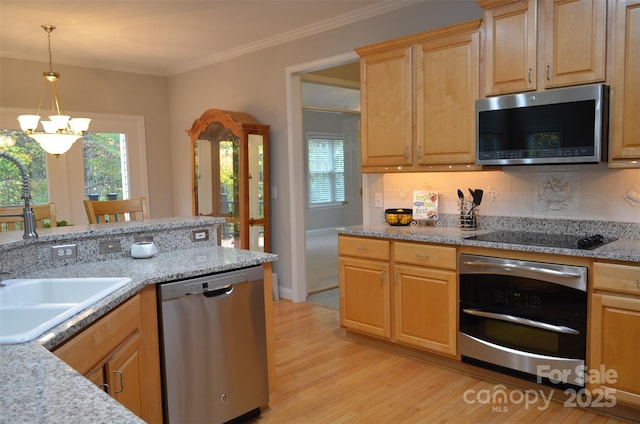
[307, 133, 344, 206]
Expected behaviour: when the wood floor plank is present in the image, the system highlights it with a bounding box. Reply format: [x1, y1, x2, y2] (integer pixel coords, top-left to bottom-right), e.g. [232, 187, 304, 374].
[254, 301, 634, 424]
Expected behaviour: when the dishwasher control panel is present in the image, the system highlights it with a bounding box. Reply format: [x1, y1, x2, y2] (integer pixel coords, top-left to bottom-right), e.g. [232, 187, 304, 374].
[159, 266, 263, 300]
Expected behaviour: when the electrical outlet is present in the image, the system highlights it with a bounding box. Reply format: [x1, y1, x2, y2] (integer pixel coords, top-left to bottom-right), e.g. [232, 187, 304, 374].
[51, 244, 77, 260]
[192, 229, 209, 241]
[99, 239, 121, 254]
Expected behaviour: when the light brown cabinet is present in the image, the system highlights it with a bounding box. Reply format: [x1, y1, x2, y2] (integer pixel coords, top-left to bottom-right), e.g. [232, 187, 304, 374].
[356, 20, 481, 172]
[392, 242, 457, 356]
[339, 236, 391, 338]
[609, 0, 640, 166]
[478, 0, 607, 96]
[53, 286, 162, 423]
[589, 262, 640, 407]
[339, 236, 457, 357]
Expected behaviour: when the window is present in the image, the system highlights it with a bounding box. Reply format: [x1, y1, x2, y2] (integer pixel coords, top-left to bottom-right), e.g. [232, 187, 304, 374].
[1, 108, 148, 225]
[83, 132, 129, 200]
[307, 132, 344, 206]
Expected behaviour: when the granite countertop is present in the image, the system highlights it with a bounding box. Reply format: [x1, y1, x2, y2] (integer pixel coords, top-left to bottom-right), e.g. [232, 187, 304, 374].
[338, 224, 640, 263]
[0, 244, 277, 424]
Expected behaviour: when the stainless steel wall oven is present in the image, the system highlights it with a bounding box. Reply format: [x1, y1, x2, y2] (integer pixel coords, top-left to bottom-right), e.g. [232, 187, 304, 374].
[459, 254, 588, 389]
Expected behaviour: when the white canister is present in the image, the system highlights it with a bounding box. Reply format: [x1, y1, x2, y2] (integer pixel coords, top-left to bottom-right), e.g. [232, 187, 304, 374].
[131, 241, 158, 259]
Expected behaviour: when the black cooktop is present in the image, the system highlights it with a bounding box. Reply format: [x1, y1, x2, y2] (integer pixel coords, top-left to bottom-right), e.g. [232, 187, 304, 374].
[465, 230, 617, 250]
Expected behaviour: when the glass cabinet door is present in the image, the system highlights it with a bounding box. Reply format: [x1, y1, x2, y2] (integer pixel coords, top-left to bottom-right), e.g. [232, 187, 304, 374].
[248, 134, 265, 251]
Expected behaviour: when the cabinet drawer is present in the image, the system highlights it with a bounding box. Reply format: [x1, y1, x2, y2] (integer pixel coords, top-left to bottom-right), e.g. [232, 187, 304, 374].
[593, 262, 640, 296]
[339, 236, 390, 261]
[53, 293, 142, 374]
[393, 242, 456, 270]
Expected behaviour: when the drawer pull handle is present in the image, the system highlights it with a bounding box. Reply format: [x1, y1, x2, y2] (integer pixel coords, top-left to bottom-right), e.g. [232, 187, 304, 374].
[381, 270, 386, 283]
[416, 254, 429, 260]
[356, 246, 368, 251]
[114, 370, 125, 394]
[527, 68, 532, 83]
[637, 280, 640, 289]
[394, 272, 399, 285]
[100, 383, 110, 395]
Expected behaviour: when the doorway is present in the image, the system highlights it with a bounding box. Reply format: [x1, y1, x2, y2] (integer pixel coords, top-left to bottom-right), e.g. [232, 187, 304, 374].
[303, 64, 361, 309]
[285, 52, 362, 304]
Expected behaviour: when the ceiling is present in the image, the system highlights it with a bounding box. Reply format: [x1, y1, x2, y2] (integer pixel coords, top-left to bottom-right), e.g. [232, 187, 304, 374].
[0, 0, 423, 77]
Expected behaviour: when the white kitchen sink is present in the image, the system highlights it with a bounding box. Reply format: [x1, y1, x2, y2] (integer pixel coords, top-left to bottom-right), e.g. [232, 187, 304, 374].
[0, 277, 132, 344]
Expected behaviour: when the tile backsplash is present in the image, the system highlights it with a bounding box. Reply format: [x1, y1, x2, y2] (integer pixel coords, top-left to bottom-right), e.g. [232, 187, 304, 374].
[376, 164, 640, 224]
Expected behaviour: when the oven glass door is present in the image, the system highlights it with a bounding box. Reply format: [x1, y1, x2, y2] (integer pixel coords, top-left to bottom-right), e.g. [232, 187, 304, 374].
[459, 273, 587, 359]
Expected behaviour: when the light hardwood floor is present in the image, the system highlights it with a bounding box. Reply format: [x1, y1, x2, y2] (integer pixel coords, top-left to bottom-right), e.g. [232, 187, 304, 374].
[254, 300, 631, 424]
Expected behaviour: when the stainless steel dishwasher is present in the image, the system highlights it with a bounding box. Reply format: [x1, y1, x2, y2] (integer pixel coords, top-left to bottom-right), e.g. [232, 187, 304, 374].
[157, 265, 268, 424]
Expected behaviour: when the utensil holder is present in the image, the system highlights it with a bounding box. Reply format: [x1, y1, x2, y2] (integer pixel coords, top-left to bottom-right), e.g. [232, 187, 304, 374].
[460, 201, 478, 231]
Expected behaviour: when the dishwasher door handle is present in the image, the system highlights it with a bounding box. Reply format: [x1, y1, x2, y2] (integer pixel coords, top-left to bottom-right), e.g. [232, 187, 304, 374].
[202, 285, 234, 297]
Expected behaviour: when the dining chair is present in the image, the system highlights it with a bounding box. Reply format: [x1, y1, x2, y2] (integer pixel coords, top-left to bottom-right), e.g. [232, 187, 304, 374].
[0, 203, 57, 232]
[83, 197, 150, 224]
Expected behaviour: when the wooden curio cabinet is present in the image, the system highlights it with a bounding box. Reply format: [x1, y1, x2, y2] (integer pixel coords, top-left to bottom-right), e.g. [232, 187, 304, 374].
[188, 109, 271, 252]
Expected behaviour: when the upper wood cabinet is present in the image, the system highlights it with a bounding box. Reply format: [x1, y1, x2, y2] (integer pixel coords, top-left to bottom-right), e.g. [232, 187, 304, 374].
[356, 19, 482, 172]
[358, 46, 413, 168]
[609, 0, 640, 165]
[478, 0, 607, 96]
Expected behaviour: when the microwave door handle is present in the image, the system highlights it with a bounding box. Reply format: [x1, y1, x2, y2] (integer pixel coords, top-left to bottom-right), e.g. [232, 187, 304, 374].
[461, 260, 582, 279]
[462, 308, 580, 335]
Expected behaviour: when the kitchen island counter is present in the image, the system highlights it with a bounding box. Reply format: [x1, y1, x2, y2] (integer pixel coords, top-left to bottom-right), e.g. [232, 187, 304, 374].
[0, 220, 277, 424]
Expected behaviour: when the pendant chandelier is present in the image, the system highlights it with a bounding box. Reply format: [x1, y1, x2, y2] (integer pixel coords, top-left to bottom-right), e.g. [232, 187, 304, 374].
[17, 25, 91, 156]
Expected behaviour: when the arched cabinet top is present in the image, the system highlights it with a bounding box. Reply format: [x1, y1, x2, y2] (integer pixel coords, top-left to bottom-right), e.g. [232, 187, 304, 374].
[187, 108, 270, 143]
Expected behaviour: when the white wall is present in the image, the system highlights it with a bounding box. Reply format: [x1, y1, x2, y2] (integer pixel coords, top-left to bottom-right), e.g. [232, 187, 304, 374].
[167, 1, 484, 296]
[0, 57, 174, 218]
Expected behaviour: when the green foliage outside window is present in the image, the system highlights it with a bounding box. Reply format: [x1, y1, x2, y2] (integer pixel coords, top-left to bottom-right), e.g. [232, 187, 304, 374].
[0, 131, 48, 205]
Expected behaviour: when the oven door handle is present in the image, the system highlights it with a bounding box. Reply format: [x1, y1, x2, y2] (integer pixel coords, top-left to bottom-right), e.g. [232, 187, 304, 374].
[462, 308, 580, 335]
[461, 260, 583, 279]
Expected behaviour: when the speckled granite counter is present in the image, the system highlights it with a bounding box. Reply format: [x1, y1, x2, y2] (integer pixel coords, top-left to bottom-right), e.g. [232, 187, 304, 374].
[0, 218, 277, 424]
[338, 222, 640, 263]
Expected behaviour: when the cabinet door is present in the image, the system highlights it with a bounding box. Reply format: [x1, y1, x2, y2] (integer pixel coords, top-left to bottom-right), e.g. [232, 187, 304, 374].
[359, 46, 413, 168]
[540, 0, 607, 88]
[339, 256, 391, 338]
[106, 332, 144, 418]
[393, 264, 457, 356]
[415, 24, 480, 165]
[481, 0, 537, 95]
[610, 0, 640, 162]
[589, 293, 640, 407]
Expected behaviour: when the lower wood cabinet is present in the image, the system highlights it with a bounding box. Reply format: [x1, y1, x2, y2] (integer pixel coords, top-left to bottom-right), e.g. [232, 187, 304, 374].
[339, 237, 391, 338]
[338, 236, 457, 357]
[589, 262, 640, 407]
[53, 285, 162, 422]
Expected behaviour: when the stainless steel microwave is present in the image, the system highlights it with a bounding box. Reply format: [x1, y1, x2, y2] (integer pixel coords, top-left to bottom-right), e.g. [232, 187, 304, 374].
[476, 84, 609, 166]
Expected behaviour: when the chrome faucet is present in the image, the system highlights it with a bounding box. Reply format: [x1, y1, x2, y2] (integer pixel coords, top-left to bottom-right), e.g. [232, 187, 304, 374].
[0, 152, 38, 239]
